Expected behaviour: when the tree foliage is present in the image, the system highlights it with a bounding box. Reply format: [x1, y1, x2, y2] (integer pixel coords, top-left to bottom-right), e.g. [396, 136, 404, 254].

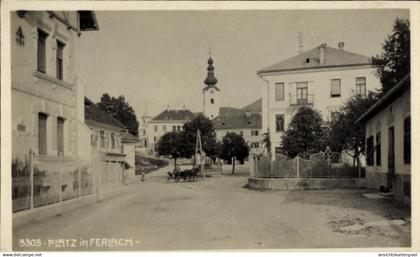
[372, 18, 410, 95]
[219, 132, 250, 173]
[280, 107, 327, 158]
[97, 93, 140, 136]
[155, 131, 190, 167]
[328, 92, 379, 165]
[182, 114, 220, 160]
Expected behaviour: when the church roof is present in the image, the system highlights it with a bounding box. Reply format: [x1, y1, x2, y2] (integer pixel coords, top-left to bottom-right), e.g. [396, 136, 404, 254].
[151, 109, 196, 121]
[84, 97, 127, 130]
[258, 44, 372, 74]
[204, 57, 218, 85]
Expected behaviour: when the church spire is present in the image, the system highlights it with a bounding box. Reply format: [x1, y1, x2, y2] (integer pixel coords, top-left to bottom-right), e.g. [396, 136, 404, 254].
[204, 56, 218, 86]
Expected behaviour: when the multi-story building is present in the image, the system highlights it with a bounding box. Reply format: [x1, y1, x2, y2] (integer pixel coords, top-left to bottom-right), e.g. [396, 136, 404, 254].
[257, 43, 381, 156]
[146, 108, 196, 153]
[212, 99, 263, 150]
[12, 11, 98, 160]
[11, 11, 98, 211]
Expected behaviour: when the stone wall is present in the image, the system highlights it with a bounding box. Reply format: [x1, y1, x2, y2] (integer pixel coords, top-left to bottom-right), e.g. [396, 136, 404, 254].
[248, 177, 366, 191]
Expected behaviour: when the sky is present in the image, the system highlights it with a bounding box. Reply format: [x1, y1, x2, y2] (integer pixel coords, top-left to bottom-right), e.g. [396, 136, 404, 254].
[77, 9, 409, 118]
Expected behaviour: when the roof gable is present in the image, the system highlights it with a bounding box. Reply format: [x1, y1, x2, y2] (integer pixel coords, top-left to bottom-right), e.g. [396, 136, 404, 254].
[258, 45, 372, 74]
[84, 97, 126, 130]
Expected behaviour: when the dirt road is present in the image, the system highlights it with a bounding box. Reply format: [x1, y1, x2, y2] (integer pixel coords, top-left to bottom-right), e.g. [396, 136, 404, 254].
[13, 164, 411, 251]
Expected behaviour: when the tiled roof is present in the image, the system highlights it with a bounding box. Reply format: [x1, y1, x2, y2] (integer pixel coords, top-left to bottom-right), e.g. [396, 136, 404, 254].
[84, 97, 126, 130]
[219, 107, 243, 117]
[212, 113, 262, 130]
[356, 74, 410, 124]
[258, 44, 371, 74]
[122, 133, 140, 143]
[242, 98, 262, 114]
[151, 109, 196, 121]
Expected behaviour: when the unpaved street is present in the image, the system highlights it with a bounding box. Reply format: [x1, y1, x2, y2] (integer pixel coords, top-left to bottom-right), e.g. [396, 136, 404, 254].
[14, 164, 411, 251]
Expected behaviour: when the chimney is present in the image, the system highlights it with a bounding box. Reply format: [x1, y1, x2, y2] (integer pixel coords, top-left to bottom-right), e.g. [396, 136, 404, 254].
[319, 43, 327, 64]
[338, 42, 344, 50]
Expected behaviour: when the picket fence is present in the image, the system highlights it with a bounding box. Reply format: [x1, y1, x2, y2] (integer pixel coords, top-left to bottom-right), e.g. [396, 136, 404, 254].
[250, 152, 364, 179]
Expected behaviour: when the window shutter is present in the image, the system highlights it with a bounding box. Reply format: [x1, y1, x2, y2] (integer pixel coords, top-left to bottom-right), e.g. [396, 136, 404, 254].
[38, 113, 48, 155]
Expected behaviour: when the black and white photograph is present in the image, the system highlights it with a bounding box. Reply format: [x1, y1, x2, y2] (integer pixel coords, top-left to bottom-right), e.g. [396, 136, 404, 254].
[1, 1, 418, 253]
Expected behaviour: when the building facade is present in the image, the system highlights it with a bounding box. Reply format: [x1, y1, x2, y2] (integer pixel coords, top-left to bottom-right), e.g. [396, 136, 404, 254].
[11, 11, 97, 160]
[212, 98, 263, 150]
[84, 97, 128, 189]
[257, 43, 381, 156]
[356, 75, 411, 206]
[11, 11, 98, 212]
[146, 109, 196, 153]
[121, 133, 141, 182]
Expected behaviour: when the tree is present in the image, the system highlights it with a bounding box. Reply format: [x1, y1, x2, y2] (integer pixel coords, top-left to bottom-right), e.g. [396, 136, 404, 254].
[182, 114, 219, 161]
[328, 92, 379, 166]
[280, 107, 327, 158]
[373, 18, 410, 95]
[155, 131, 189, 167]
[97, 93, 139, 136]
[219, 132, 250, 174]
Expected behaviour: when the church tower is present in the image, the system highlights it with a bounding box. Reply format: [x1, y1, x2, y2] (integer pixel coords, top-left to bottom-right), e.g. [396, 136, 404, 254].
[203, 56, 220, 119]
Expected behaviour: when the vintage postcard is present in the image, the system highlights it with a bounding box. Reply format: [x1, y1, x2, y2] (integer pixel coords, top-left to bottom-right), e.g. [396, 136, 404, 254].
[1, 0, 419, 253]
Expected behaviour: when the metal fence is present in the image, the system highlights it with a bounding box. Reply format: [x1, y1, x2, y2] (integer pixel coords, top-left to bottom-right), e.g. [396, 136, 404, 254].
[251, 152, 364, 179]
[12, 150, 122, 213]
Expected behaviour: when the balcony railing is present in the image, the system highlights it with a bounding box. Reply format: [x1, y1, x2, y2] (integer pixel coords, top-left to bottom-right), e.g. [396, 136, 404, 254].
[289, 94, 314, 107]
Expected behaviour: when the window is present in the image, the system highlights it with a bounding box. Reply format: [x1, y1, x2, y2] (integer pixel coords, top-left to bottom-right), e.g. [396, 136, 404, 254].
[154, 125, 158, 132]
[275, 114, 285, 132]
[366, 136, 374, 166]
[275, 82, 284, 101]
[57, 117, 64, 156]
[355, 77, 366, 96]
[16, 26, 25, 46]
[404, 116, 411, 164]
[104, 133, 109, 148]
[38, 113, 48, 155]
[239, 131, 244, 136]
[251, 130, 259, 136]
[275, 147, 281, 153]
[91, 132, 97, 147]
[56, 41, 65, 80]
[154, 136, 157, 142]
[37, 29, 48, 73]
[143, 130, 146, 136]
[210, 98, 214, 104]
[376, 131, 381, 166]
[111, 133, 116, 149]
[163, 125, 166, 132]
[172, 126, 176, 132]
[331, 79, 341, 97]
[251, 142, 259, 148]
[100, 130, 105, 148]
[296, 82, 308, 104]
